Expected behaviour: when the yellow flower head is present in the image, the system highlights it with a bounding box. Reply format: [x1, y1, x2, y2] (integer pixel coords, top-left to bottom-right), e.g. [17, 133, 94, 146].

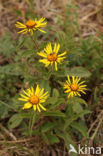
[37, 43, 67, 71]
[18, 85, 49, 112]
[15, 17, 47, 35]
[64, 76, 87, 98]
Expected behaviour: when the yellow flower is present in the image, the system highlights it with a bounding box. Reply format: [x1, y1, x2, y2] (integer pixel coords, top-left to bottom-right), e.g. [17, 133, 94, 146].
[18, 85, 49, 112]
[15, 18, 47, 35]
[37, 43, 66, 71]
[64, 76, 87, 98]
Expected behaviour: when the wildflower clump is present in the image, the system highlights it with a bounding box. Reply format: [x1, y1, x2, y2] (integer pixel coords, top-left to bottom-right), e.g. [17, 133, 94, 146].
[10, 13, 91, 149]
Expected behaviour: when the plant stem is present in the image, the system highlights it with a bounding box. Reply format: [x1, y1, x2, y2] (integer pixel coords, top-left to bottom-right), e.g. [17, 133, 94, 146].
[0, 100, 15, 110]
[30, 35, 38, 50]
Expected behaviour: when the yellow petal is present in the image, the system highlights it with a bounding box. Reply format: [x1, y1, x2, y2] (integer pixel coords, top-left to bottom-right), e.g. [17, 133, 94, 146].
[18, 98, 28, 101]
[79, 90, 86, 94]
[46, 43, 52, 53]
[64, 89, 71, 93]
[22, 103, 32, 109]
[76, 77, 81, 84]
[40, 91, 49, 99]
[35, 85, 40, 95]
[67, 93, 71, 98]
[44, 48, 49, 54]
[58, 51, 67, 57]
[39, 59, 50, 67]
[40, 99, 46, 103]
[72, 76, 75, 83]
[39, 104, 46, 111]
[55, 43, 60, 54]
[23, 90, 30, 97]
[76, 92, 81, 96]
[37, 105, 41, 112]
[33, 105, 36, 111]
[15, 24, 26, 29]
[67, 76, 71, 84]
[38, 28, 46, 33]
[18, 29, 27, 34]
[16, 22, 26, 27]
[30, 29, 33, 35]
[27, 88, 34, 96]
[50, 62, 53, 66]
[55, 62, 58, 71]
[39, 17, 45, 23]
[37, 52, 47, 58]
[39, 88, 44, 96]
[67, 92, 73, 98]
[79, 85, 87, 87]
[20, 94, 29, 100]
[78, 81, 85, 85]
[57, 57, 66, 63]
[31, 87, 34, 94]
[22, 30, 28, 34]
[54, 43, 57, 52]
[37, 22, 47, 26]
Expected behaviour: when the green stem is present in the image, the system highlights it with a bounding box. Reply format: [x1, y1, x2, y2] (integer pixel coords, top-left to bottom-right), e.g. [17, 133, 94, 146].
[29, 111, 36, 136]
[30, 35, 38, 50]
[0, 100, 15, 110]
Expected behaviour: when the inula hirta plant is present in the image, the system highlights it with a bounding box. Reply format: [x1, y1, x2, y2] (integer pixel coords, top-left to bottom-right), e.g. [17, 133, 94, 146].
[15, 17, 87, 110]
[64, 76, 87, 98]
[14, 16, 89, 146]
[37, 43, 67, 71]
[15, 17, 47, 35]
[18, 85, 49, 112]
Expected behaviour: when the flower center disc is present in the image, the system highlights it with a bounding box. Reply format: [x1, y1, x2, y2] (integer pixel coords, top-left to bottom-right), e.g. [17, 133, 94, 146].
[47, 53, 58, 62]
[26, 19, 36, 28]
[70, 83, 79, 91]
[29, 95, 39, 105]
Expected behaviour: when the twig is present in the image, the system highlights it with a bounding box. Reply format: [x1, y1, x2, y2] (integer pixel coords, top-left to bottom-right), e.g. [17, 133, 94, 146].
[0, 137, 36, 143]
[0, 124, 17, 141]
[80, 9, 100, 22]
[90, 115, 103, 140]
[88, 110, 103, 135]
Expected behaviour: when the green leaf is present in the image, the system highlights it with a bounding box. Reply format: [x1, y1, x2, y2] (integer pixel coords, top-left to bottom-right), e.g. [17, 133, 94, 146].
[0, 105, 8, 118]
[64, 110, 91, 130]
[65, 67, 91, 77]
[41, 122, 55, 133]
[49, 98, 65, 109]
[8, 114, 23, 129]
[68, 97, 87, 106]
[73, 102, 83, 114]
[39, 80, 51, 93]
[55, 129, 76, 150]
[71, 121, 89, 138]
[47, 133, 60, 144]
[42, 111, 66, 117]
[20, 112, 32, 118]
[53, 88, 59, 98]
[67, 97, 88, 118]
[41, 133, 49, 144]
[46, 97, 58, 104]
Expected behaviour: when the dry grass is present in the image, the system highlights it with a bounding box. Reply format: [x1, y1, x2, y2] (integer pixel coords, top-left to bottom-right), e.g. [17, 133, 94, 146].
[0, 0, 103, 36]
